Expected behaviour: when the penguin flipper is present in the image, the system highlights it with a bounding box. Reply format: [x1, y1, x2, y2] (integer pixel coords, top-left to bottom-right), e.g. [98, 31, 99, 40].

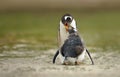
[86, 49, 94, 65]
[53, 49, 59, 64]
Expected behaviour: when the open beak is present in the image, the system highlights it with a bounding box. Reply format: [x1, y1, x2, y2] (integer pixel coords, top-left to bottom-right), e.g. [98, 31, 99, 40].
[64, 23, 69, 32]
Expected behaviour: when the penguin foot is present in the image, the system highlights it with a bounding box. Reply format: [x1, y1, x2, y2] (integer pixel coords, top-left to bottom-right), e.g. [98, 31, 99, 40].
[75, 61, 81, 65]
[63, 61, 71, 65]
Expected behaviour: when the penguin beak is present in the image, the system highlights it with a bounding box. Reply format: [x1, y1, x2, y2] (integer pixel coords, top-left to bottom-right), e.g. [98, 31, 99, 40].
[64, 23, 69, 32]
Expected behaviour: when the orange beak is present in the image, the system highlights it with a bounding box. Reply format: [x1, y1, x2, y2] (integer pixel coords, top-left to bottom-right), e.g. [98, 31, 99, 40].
[65, 23, 69, 32]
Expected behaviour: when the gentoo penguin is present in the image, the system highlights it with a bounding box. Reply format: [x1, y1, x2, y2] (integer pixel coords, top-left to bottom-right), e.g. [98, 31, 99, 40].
[53, 14, 94, 65]
[58, 14, 77, 47]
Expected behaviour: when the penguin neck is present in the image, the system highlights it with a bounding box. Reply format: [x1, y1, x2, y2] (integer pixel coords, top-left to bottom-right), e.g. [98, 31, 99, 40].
[59, 21, 69, 46]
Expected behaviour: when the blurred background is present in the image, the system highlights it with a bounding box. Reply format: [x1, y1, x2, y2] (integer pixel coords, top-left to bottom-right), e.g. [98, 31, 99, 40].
[0, 0, 120, 53]
[0, 1, 120, 76]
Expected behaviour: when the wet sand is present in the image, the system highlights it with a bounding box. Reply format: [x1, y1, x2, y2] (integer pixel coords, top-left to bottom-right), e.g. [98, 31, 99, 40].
[0, 49, 120, 77]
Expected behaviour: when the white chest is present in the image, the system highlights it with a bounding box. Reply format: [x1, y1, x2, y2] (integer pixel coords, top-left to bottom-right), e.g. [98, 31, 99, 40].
[59, 22, 69, 47]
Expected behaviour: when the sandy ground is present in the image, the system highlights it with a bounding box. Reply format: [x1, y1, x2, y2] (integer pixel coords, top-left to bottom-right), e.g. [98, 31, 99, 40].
[0, 48, 120, 77]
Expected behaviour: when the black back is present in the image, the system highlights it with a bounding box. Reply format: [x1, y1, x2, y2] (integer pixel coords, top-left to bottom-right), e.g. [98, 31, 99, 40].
[61, 30, 84, 58]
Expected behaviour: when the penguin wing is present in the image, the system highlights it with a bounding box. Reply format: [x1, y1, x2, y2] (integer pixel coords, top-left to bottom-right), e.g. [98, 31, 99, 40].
[53, 49, 59, 64]
[86, 49, 94, 65]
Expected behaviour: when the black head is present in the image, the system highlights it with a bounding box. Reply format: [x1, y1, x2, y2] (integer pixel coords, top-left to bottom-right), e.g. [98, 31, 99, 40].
[61, 14, 73, 31]
[61, 13, 73, 24]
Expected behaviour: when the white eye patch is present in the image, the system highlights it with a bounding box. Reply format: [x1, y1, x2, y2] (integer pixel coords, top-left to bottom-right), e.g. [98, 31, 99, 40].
[64, 16, 72, 20]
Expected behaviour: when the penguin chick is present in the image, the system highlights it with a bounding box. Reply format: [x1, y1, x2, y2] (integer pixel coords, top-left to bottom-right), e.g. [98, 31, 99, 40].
[61, 26, 84, 64]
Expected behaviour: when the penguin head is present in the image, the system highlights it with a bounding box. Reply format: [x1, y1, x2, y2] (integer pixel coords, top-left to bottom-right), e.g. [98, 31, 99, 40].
[61, 13, 77, 32]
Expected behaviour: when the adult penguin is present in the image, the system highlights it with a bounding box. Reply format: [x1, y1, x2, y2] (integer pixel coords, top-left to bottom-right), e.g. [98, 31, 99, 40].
[53, 14, 94, 65]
